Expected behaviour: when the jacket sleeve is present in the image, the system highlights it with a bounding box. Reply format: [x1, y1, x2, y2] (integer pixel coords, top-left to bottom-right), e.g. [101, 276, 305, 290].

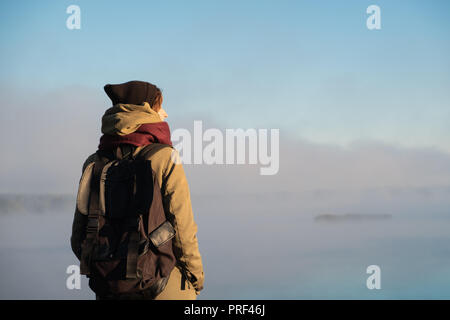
[71, 208, 87, 260]
[161, 149, 205, 292]
[70, 153, 96, 261]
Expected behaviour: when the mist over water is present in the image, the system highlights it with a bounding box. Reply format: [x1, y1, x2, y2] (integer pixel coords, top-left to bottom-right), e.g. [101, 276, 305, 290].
[1, 188, 449, 299]
[1, 86, 449, 299]
[1, 101, 449, 298]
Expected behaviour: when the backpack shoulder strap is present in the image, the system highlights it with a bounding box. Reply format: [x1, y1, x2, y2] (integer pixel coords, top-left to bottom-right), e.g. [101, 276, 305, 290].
[118, 144, 137, 160]
[96, 144, 137, 161]
[77, 153, 110, 215]
[80, 156, 109, 276]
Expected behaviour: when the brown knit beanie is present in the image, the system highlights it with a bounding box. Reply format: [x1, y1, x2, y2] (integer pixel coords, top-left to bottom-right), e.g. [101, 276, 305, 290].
[104, 80, 162, 108]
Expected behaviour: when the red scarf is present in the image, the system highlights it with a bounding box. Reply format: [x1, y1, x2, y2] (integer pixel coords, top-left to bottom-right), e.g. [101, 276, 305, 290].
[98, 122, 172, 150]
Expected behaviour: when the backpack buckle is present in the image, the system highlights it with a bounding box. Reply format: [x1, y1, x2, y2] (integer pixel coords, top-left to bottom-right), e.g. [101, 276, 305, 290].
[87, 216, 99, 233]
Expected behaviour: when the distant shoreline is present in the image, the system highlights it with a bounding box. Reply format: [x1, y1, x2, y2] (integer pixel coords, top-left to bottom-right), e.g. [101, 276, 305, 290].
[314, 213, 392, 222]
[0, 194, 75, 214]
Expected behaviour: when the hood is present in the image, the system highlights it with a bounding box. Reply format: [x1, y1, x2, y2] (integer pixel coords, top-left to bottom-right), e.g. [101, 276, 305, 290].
[101, 102, 162, 136]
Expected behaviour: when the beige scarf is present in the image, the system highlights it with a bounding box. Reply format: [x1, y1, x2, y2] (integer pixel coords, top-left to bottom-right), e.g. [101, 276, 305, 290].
[101, 102, 162, 136]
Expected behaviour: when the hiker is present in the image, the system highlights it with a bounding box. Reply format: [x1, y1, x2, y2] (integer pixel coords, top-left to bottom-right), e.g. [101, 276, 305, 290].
[70, 80, 204, 300]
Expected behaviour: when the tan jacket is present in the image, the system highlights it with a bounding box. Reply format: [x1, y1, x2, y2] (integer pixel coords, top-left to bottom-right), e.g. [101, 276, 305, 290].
[71, 103, 204, 293]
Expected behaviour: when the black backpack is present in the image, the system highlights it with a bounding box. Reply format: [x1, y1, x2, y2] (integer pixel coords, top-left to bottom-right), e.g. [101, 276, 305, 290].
[76, 144, 176, 299]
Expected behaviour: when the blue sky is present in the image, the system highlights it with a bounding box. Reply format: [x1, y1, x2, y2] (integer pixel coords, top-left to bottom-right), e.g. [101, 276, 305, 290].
[1, 0, 449, 151]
